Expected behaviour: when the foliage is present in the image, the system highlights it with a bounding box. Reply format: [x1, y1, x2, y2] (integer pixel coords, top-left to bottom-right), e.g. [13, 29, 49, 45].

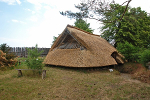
[100, 4, 128, 46]
[140, 49, 150, 68]
[52, 36, 58, 44]
[117, 41, 139, 62]
[60, 0, 132, 23]
[25, 44, 44, 70]
[117, 42, 150, 69]
[60, 1, 150, 48]
[0, 43, 17, 60]
[74, 19, 94, 33]
[0, 43, 10, 53]
[101, 6, 150, 48]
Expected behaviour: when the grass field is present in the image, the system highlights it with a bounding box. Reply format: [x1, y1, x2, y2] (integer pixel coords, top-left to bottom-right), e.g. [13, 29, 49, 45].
[0, 63, 150, 100]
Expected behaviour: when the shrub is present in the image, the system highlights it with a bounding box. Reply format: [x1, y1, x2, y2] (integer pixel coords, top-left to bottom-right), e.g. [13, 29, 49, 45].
[117, 41, 140, 62]
[25, 44, 44, 70]
[140, 49, 150, 69]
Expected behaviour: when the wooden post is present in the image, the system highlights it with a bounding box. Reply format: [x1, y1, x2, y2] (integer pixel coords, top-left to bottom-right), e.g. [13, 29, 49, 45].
[18, 70, 22, 77]
[42, 70, 46, 79]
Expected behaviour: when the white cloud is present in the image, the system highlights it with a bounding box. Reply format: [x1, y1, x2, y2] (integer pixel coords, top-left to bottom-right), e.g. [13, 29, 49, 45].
[29, 16, 38, 22]
[26, 0, 42, 10]
[16, 0, 21, 5]
[27, 9, 31, 11]
[0, 0, 16, 5]
[12, 19, 26, 24]
[24, 8, 36, 14]
[26, 0, 80, 11]
[32, 11, 35, 14]
[12, 19, 19, 22]
[24, 8, 31, 11]
[0, 0, 21, 5]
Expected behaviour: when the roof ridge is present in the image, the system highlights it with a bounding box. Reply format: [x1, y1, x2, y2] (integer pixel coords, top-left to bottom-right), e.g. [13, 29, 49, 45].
[67, 25, 100, 37]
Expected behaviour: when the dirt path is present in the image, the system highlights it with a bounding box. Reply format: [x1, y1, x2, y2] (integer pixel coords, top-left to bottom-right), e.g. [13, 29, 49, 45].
[120, 73, 141, 83]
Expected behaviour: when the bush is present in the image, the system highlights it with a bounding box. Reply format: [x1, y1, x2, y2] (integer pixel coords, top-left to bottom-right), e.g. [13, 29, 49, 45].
[25, 44, 44, 70]
[117, 41, 140, 62]
[140, 49, 150, 69]
[26, 58, 44, 70]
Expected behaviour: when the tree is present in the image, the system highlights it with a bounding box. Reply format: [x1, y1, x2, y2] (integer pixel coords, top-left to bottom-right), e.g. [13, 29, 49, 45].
[60, 0, 132, 23]
[0, 43, 17, 60]
[0, 43, 10, 53]
[26, 44, 44, 70]
[74, 19, 94, 33]
[110, 7, 150, 48]
[100, 3, 128, 46]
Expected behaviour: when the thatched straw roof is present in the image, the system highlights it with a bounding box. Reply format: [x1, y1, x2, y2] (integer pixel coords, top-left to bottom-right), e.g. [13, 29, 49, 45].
[44, 25, 124, 67]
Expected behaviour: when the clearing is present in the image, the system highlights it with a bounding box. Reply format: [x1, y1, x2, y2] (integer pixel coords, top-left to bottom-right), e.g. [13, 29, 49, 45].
[0, 66, 150, 100]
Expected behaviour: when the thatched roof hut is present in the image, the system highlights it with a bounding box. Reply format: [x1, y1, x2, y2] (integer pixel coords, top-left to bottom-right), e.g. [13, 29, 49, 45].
[44, 25, 124, 67]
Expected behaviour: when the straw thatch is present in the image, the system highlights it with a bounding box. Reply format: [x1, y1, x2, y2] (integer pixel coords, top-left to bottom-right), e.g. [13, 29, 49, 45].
[44, 25, 124, 67]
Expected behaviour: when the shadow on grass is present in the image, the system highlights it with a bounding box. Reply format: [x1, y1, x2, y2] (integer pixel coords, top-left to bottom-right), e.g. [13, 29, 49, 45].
[45, 64, 115, 74]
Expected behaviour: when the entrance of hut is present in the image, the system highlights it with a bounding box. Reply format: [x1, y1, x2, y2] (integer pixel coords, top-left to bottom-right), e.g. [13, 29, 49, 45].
[111, 52, 124, 64]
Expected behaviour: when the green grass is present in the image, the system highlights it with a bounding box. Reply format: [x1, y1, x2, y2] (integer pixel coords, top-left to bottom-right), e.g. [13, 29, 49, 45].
[0, 63, 150, 100]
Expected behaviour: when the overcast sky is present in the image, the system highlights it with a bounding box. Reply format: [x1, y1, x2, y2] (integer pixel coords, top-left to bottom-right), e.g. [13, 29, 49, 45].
[0, 0, 150, 48]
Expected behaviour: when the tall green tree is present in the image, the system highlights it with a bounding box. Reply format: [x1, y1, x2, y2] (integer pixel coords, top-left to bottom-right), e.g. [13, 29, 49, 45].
[0, 43, 10, 53]
[74, 19, 94, 33]
[100, 4, 128, 46]
[113, 7, 150, 48]
[0, 43, 16, 60]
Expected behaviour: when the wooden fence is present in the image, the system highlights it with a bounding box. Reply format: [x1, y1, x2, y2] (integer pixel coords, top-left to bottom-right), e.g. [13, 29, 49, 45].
[9, 47, 50, 57]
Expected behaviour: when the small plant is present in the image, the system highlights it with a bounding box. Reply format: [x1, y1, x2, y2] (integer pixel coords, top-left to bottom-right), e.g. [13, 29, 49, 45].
[25, 44, 44, 70]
